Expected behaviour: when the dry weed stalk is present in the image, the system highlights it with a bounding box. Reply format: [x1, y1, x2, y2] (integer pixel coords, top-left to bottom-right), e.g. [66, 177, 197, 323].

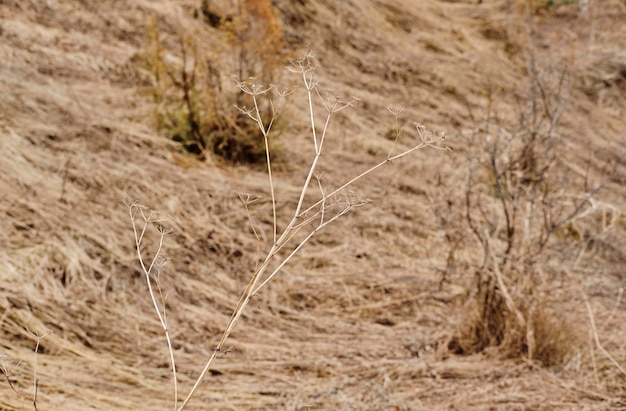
[130, 54, 445, 410]
[128, 205, 178, 408]
[1, 329, 50, 411]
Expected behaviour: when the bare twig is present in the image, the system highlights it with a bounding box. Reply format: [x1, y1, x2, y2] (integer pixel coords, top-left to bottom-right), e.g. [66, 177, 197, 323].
[128, 202, 178, 410]
[15, 328, 52, 411]
[1, 357, 28, 400]
[32, 332, 47, 410]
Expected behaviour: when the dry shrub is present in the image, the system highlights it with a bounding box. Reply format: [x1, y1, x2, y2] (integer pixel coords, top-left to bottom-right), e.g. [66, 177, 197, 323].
[143, 1, 287, 163]
[446, 13, 596, 366]
[449, 268, 581, 367]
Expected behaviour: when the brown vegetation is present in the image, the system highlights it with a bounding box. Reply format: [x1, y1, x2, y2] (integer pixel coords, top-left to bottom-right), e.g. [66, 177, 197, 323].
[1, 0, 625, 409]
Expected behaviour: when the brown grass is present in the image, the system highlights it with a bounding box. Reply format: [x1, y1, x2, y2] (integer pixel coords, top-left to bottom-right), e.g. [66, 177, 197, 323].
[1, 0, 625, 409]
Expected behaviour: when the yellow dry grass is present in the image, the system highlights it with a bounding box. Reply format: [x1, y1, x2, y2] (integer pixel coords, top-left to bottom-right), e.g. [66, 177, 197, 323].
[0, 0, 625, 410]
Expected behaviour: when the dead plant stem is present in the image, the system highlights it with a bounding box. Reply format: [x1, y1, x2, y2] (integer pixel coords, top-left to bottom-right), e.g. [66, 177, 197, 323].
[147, 57, 444, 410]
[129, 204, 178, 410]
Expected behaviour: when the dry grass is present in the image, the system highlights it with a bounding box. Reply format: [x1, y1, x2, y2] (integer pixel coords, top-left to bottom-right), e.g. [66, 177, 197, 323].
[0, 0, 625, 410]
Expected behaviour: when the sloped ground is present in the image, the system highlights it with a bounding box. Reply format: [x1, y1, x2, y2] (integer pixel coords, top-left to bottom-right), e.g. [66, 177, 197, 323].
[0, 0, 625, 410]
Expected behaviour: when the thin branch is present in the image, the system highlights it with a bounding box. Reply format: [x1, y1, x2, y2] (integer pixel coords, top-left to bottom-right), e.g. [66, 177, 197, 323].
[1, 357, 27, 398]
[254, 93, 278, 245]
[386, 105, 404, 159]
[23, 328, 51, 411]
[298, 132, 444, 220]
[316, 174, 326, 225]
[128, 203, 178, 410]
[490, 254, 525, 329]
[238, 192, 263, 270]
[251, 201, 359, 296]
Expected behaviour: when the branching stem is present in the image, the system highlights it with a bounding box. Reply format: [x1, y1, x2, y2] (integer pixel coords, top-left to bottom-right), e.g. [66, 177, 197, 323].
[134, 55, 444, 411]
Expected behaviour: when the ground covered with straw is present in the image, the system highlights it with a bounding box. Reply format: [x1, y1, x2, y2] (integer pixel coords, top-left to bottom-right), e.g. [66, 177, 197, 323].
[1, 0, 625, 410]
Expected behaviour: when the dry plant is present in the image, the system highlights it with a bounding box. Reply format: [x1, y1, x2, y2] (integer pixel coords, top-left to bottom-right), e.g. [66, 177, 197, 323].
[447, 8, 621, 369]
[0, 329, 50, 411]
[448, 60, 579, 362]
[144, 1, 287, 163]
[130, 54, 446, 410]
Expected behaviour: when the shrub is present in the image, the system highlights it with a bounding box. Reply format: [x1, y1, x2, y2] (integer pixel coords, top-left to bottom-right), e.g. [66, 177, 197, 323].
[446, 20, 593, 364]
[143, 1, 286, 163]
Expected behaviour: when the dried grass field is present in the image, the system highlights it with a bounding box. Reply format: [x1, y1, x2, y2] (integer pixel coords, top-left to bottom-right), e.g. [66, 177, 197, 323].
[1, 0, 625, 410]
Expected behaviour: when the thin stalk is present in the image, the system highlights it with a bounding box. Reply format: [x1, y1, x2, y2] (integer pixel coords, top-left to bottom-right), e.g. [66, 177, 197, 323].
[178, 241, 279, 410]
[252, 94, 278, 244]
[180, 200, 359, 410]
[293, 70, 325, 219]
[252, 205, 353, 295]
[130, 206, 178, 409]
[298, 139, 437, 219]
